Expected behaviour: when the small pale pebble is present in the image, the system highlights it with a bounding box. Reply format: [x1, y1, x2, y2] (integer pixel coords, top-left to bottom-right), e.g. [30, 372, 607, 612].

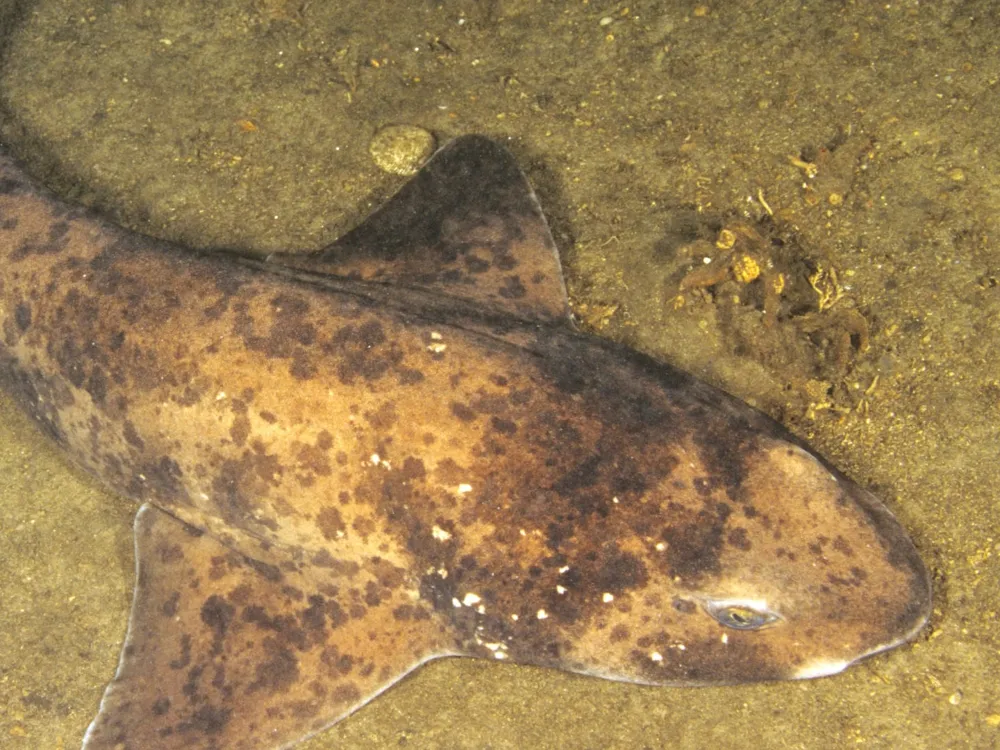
[369, 125, 437, 175]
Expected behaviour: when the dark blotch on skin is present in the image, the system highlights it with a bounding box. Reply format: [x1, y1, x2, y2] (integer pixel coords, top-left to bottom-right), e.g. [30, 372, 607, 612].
[230, 413, 251, 446]
[85, 368, 108, 405]
[490, 416, 517, 435]
[594, 547, 648, 594]
[464, 254, 489, 273]
[159, 544, 184, 565]
[123, 420, 144, 450]
[162, 592, 181, 618]
[249, 642, 300, 694]
[290, 354, 315, 381]
[232, 293, 316, 372]
[689, 418, 751, 504]
[247, 558, 282, 582]
[833, 536, 854, 556]
[186, 705, 232, 735]
[326, 320, 403, 385]
[297, 441, 332, 477]
[330, 683, 361, 705]
[201, 595, 236, 656]
[609, 624, 631, 643]
[495, 252, 517, 271]
[397, 367, 425, 385]
[14, 302, 30, 332]
[316, 507, 346, 541]
[660, 507, 726, 580]
[450, 402, 476, 421]
[169, 634, 192, 670]
[301, 595, 327, 631]
[727, 527, 751, 551]
[553, 455, 601, 496]
[321, 646, 355, 677]
[130, 456, 186, 503]
[49, 220, 70, 243]
[498, 275, 526, 299]
[365, 401, 398, 430]
[400, 456, 426, 480]
[211, 448, 284, 531]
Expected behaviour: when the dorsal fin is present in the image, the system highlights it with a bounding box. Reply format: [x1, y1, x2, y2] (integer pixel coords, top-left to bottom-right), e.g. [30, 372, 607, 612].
[267, 135, 571, 323]
[82, 505, 456, 750]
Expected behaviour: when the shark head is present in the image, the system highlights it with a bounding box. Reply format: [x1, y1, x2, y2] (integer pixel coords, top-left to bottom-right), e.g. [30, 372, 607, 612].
[431, 430, 931, 686]
[415, 334, 932, 687]
[551, 439, 932, 686]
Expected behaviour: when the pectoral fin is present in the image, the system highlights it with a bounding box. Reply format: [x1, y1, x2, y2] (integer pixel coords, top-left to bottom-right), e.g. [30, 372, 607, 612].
[83, 505, 455, 750]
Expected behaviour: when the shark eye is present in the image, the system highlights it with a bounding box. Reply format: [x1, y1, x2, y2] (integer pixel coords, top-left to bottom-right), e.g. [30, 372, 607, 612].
[704, 600, 781, 631]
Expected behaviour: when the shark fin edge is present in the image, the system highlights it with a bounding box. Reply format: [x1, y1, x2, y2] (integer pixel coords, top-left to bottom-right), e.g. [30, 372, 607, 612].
[83, 504, 456, 750]
[269, 135, 572, 325]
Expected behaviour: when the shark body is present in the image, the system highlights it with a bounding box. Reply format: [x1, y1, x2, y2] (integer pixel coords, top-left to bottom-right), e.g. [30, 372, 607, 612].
[0, 136, 930, 749]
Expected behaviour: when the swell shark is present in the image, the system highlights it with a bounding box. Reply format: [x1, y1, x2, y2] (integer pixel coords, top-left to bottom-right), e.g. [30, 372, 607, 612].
[0, 135, 930, 749]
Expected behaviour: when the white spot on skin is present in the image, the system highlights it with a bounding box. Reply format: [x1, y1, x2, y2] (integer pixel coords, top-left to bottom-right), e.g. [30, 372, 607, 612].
[370, 453, 380, 466]
[650, 651, 663, 662]
[602, 593, 614, 603]
[536, 609, 548, 620]
[482, 642, 510, 660]
[458, 483, 472, 494]
[558, 566, 570, 574]
[655, 542, 666, 552]
[452, 598, 462, 608]
[215, 391, 227, 401]
[430, 331, 443, 340]
[427, 342, 447, 353]
[721, 633, 729, 645]
[462, 593, 482, 607]
[510, 614, 519, 621]
[199, 492, 209, 501]
[556, 585, 567, 595]
[432, 525, 452, 541]
[612, 496, 619, 504]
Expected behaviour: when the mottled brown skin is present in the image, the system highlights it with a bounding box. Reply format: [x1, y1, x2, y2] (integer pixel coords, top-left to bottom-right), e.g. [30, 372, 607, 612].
[0, 137, 931, 750]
